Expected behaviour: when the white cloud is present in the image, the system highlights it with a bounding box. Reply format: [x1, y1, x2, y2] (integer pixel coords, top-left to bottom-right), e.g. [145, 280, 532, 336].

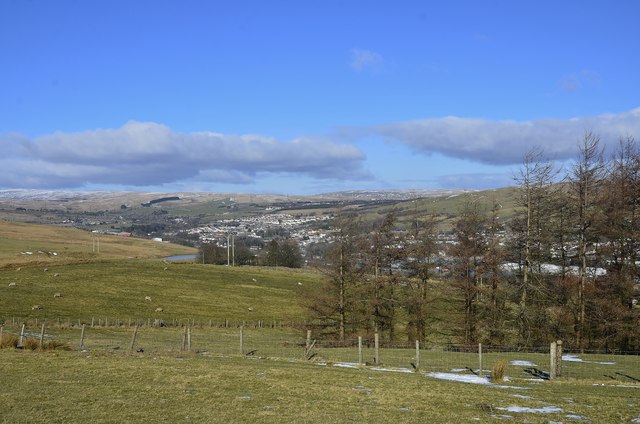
[372, 108, 640, 165]
[350, 48, 384, 72]
[0, 121, 369, 189]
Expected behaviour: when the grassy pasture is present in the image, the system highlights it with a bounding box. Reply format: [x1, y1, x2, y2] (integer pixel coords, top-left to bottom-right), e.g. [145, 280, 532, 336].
[0, 259, 316, 323]
[0, 221, 196, 268]
[1, 347, 639, 423]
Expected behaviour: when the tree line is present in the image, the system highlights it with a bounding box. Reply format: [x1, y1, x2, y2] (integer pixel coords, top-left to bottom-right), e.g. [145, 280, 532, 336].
[199, 237, 303, 268]
[308, 132, 640, 351]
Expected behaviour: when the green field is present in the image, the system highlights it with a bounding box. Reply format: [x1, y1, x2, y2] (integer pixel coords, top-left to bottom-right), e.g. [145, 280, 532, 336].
[1, 347, 639, 423]
[1, 220, 639, 423]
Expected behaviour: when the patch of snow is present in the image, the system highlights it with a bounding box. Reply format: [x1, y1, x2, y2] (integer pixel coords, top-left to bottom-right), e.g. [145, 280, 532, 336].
[563, 355, 615, 365]
[562, 354, 584, 362]
[510, 360, 537, 367]
[334, 363, 359, 369]
[631, 418, 640, 423]
[370, 367, 414, 373]
[592, 384, 640, 389]
[426, 372, 491, 385]
[496, 406, 563, 414]
[511, 394, 533, 399]
[450, 368, 467, 372]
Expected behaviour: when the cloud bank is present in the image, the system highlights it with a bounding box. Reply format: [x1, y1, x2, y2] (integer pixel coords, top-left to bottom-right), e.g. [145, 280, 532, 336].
[373, 108, 640, 165]
[0, 121, 369, 189]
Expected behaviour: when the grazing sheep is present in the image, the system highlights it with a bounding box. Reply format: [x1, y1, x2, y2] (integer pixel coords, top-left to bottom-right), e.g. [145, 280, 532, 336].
[163, 267, 168, 271]
[155, 307, 163, 313]
[145, 296, 152, 302]
[16, 267, 21, 271]
[44, 268, 48, 272]
[8, 282, 16, 287]
[252, 278, 257, 282]
[53, 273, 60, 277]
[248, 307, 254, 312]
[53, 293, 62, 298]
[297, 282, 303, 286]
[31, 305, 42, 310]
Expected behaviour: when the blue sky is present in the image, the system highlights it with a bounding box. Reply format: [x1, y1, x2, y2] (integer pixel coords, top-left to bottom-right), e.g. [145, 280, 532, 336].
[1, 1, 639, 194]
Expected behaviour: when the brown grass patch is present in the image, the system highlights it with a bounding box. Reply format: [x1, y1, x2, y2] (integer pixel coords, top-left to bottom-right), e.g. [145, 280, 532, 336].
[491, 358, 508, 382]
[0, 332, 19, 348]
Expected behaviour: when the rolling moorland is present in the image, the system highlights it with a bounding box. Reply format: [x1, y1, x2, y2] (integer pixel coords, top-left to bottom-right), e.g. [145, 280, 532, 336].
[1, 196, 639, 423]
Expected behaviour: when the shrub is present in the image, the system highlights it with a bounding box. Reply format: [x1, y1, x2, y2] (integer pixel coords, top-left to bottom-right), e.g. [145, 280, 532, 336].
[491, 358, 508, 382]
[0, 333, 19, 349]
[22, 337, 40, 350]
[20, 337, 71, 351]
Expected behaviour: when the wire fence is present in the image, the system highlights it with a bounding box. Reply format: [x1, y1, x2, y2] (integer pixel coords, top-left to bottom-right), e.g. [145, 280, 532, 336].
[1, 321, 639, 384]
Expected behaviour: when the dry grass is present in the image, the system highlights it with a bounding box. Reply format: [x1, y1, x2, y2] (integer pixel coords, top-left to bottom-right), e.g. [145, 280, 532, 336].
[490, 358, 508, 382]
[0, 332, 19, 348]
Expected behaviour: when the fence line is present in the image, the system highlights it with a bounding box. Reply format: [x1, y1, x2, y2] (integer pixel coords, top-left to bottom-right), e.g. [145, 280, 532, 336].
[1, 323, 638, 383]
[0, 315, 298, 330]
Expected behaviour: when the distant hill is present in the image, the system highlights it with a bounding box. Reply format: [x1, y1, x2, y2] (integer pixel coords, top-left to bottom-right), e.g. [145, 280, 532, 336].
[0, 221, 196, 268]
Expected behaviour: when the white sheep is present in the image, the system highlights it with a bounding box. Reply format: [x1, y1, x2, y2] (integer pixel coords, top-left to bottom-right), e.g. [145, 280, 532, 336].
[31, 305, 42, 310]
[53, 273, 60, 277]
[145, 296, 152, 302]
[155, 307, 163, 312]
[53, 293, 62, 298]
[8, 282, 16, 287]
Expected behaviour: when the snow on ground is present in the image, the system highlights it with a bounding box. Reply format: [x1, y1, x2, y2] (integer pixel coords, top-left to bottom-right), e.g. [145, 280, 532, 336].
[565, 414, 589, 420]
[426, 372, 492, 385]
[510, 360, 537, 367]
[370, 367, 414, 374]
[496, 406, 563, 413]
[511, 394, 533, 399]
[563, 354, 615, 365]
[333, 363, 359, 369]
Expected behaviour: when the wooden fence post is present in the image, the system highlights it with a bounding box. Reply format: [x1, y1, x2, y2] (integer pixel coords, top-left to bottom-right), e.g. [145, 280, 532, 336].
[478, 343, 483, 378]
[358, 336, 363, 366]
[415, 340, 420, 372]
[19, 323, 25, 347]
[555, 340, 563, 378]
[374, 333, 380, 365]
[80, 324, 86, 349]
[0, 326, 4, 342]
[550, 341, 557, 380]
[240, 326, 244, 355]
[129, 325, 139, 353]
[39, 323, 45, 348]
[181, 326, 187, 351]
[187, 327, 192, 351]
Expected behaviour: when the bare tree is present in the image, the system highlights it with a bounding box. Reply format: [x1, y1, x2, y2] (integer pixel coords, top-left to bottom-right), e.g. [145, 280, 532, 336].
[512, 147, 558, 344]
[570, 131, 606, 349]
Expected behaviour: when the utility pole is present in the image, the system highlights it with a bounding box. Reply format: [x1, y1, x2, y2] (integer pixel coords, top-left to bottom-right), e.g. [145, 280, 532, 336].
[232, 234, 235, 266]
[227, 233, 230, 266]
